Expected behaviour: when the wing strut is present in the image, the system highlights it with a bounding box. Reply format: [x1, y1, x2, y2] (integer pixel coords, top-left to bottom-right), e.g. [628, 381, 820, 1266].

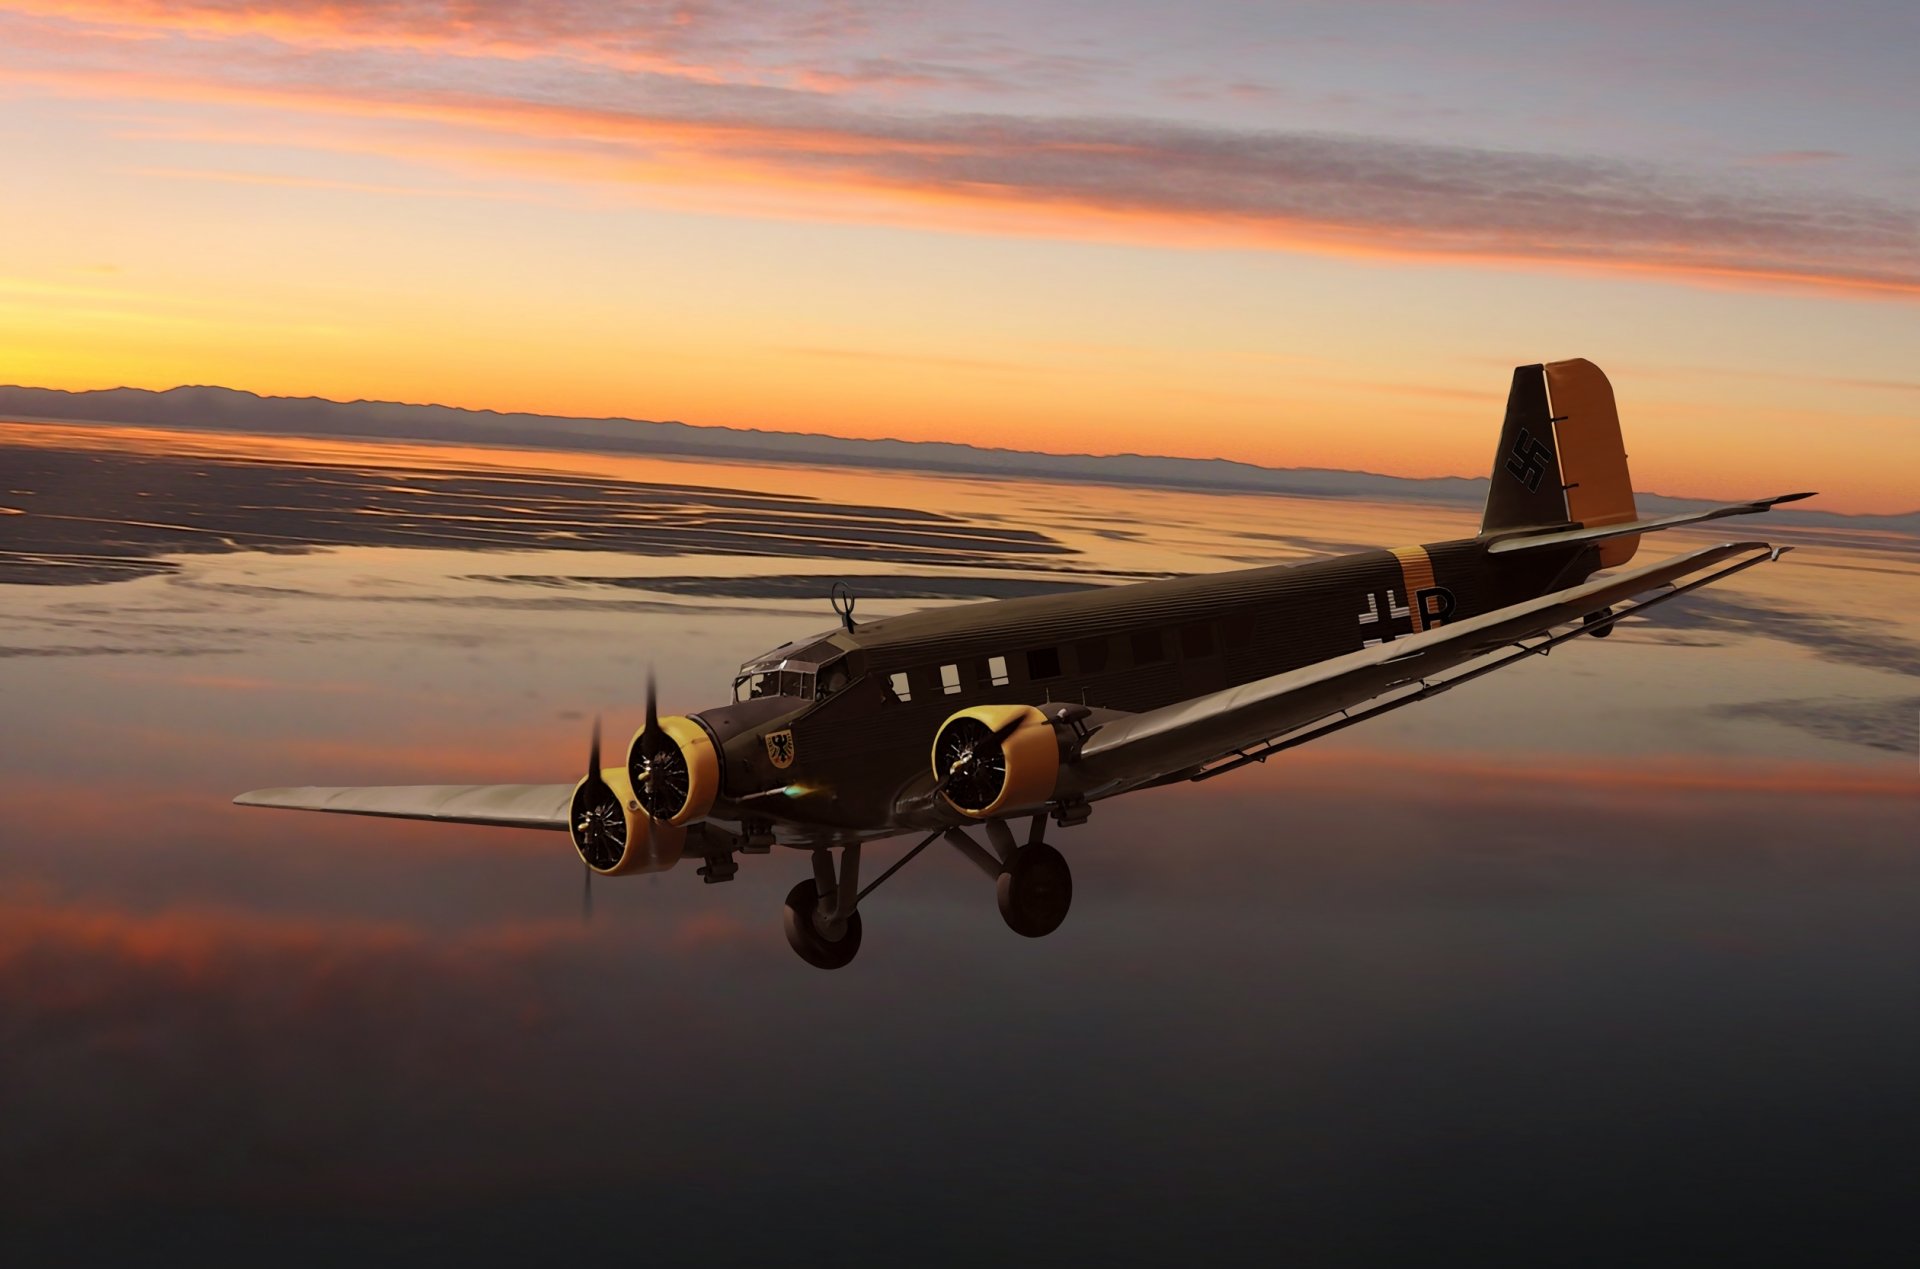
[1186, 544, 1790, 784]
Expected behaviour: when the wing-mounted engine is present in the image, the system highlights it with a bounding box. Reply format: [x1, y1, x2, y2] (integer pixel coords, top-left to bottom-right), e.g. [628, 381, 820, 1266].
[932, 703, 1084, 818]
[569, 717, 686, 876]
[627, 713, 720, 825]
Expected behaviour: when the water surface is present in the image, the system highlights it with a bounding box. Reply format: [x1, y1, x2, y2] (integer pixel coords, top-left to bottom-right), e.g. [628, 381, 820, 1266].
[2, 421, 1915, 1263]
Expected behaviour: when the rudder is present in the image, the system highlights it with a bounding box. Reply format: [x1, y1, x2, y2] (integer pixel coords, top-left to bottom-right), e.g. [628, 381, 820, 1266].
[1544, 358, 1638, 567]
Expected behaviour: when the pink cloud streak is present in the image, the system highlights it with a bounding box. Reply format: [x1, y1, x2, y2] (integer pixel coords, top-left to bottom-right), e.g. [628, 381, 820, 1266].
[3, 4, 1917, 299]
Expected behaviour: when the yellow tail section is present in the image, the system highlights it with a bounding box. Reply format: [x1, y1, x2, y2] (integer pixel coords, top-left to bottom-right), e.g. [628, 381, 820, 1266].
[1542, 359, 1639, 568]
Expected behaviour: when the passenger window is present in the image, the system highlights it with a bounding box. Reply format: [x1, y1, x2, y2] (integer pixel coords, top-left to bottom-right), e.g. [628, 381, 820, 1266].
[1220, 614, 1254, 650]
[1074, 636, 1109, 674]
[1180, 623, 1215, 657]
[985, 654, 1010, 687]
[888, 671, 912, 703]
[940, 664, 962, 695]
[1131, 629, 1164, 664]
[1026, 647, 1062, 680]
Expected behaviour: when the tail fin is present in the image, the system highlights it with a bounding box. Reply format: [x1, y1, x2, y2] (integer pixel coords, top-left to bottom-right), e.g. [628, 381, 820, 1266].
[1481, 358, 1640, 567]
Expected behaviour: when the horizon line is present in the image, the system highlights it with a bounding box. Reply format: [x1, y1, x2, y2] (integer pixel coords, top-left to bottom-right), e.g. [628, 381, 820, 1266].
[2, 380, 1908, 522]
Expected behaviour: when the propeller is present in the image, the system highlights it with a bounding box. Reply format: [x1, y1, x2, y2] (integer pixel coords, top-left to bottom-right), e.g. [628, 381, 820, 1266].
[931, 711, 1029, 809]
[629, 667, 693, 821]
[570, 713, 627, 880]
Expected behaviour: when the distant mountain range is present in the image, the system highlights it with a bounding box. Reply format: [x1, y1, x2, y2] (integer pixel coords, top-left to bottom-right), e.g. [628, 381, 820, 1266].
[3, 383, 1913, 534]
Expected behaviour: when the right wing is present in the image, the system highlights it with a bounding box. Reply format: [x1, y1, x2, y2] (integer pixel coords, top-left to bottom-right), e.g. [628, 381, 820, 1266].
[1073, 540, 1785, 792]
[233, 783, 574, 830]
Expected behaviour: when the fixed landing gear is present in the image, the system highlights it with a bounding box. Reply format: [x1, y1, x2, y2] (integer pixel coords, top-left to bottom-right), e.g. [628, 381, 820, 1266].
[783, 877, 863, 969]
[954, 815, 1073, 939]
[998, 841, 1072, 938]
[783, 845, 863, 970]
[780, 816, 1074, 969]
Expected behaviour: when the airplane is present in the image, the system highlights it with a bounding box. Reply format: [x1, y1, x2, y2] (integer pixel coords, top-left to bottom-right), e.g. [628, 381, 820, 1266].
[236, 358, 1812, 969]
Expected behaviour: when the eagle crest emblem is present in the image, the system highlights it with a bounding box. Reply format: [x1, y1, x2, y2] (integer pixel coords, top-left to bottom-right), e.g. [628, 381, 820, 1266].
[764, 729, 796, 769]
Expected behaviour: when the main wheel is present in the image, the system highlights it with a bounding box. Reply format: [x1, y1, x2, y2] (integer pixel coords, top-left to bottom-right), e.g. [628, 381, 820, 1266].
[997, 843, 1072, 939]
[782, 878, 863, 970]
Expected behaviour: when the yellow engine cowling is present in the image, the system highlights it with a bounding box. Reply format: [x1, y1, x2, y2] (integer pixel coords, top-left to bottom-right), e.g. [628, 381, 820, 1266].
[627, 715, 720, 826]
[569, 764, 686, 876]
[931, 703, 1060, 819]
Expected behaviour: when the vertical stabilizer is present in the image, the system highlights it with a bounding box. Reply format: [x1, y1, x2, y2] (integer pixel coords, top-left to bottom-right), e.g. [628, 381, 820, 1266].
[1480, 359, 1641, 569]
[1481, 364, 1568, 535]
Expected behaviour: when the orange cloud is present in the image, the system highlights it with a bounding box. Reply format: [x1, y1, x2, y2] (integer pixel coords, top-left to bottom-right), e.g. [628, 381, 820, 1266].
[5, 14, 1917, 302]
[0, 0, 772, 81]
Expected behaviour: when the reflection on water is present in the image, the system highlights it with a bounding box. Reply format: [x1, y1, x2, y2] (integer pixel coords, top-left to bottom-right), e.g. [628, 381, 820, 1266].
[0, 423, 1075, 586]
[2, 420, 1917, 1261]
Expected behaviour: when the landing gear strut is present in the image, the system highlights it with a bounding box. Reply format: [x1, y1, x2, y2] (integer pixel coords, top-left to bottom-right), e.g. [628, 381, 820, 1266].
[782, 816, 1074, 968]
[782, 844, 862, 970]
[951, 815, 1073, 939]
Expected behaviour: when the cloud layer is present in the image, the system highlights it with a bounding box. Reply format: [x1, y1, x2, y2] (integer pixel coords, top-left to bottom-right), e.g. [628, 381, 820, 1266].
[5, 1, 1917, 297]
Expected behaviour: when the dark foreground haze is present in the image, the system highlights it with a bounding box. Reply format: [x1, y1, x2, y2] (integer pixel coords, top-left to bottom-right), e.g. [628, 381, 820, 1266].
[3, 422, 1916, 1264]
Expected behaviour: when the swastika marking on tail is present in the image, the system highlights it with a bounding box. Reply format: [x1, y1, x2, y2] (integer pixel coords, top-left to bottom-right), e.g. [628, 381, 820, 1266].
[1505, 427, 1554, 492]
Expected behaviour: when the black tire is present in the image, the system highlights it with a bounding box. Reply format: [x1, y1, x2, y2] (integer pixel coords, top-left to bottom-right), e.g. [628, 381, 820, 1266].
[997, 843, 1072, 939]
[782, 878, 863, 970]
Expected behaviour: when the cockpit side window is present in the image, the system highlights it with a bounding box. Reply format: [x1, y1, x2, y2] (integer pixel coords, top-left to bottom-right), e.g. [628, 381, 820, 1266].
[819, 660, 851, 697]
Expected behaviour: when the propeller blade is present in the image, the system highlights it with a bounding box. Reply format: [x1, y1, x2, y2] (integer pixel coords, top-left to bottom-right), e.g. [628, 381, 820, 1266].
[582, 862, 593, 925]
[642, 666, 662, 750]
[588, 713, 602, 778]
[636, 666, 666, 823]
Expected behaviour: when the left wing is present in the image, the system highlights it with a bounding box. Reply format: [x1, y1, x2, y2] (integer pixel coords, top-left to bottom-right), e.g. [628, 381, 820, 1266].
[1072, 540, 1784, 793]
[233, 783, 574, 830]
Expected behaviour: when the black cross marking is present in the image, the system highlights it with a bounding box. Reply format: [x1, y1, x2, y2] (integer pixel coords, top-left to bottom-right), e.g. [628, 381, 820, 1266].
[1356, 589, 1413, 644]
[1504, 426, 1554, 493]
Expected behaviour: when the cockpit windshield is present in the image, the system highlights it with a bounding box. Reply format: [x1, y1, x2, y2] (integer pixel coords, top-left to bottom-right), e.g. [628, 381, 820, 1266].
[732, 652, 853, 704]
[734, 668, 814, 702]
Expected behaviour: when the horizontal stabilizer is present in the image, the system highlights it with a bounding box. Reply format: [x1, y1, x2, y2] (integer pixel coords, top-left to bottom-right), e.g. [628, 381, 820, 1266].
[1485, 492, 1814, 555]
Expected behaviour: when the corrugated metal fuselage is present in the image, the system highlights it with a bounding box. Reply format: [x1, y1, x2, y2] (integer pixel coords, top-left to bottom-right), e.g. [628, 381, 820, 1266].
[721, 534, 1591, 836]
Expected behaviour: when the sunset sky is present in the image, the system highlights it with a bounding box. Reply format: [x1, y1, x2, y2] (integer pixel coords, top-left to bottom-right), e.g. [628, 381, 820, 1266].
[2, 1, 1915, 511]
